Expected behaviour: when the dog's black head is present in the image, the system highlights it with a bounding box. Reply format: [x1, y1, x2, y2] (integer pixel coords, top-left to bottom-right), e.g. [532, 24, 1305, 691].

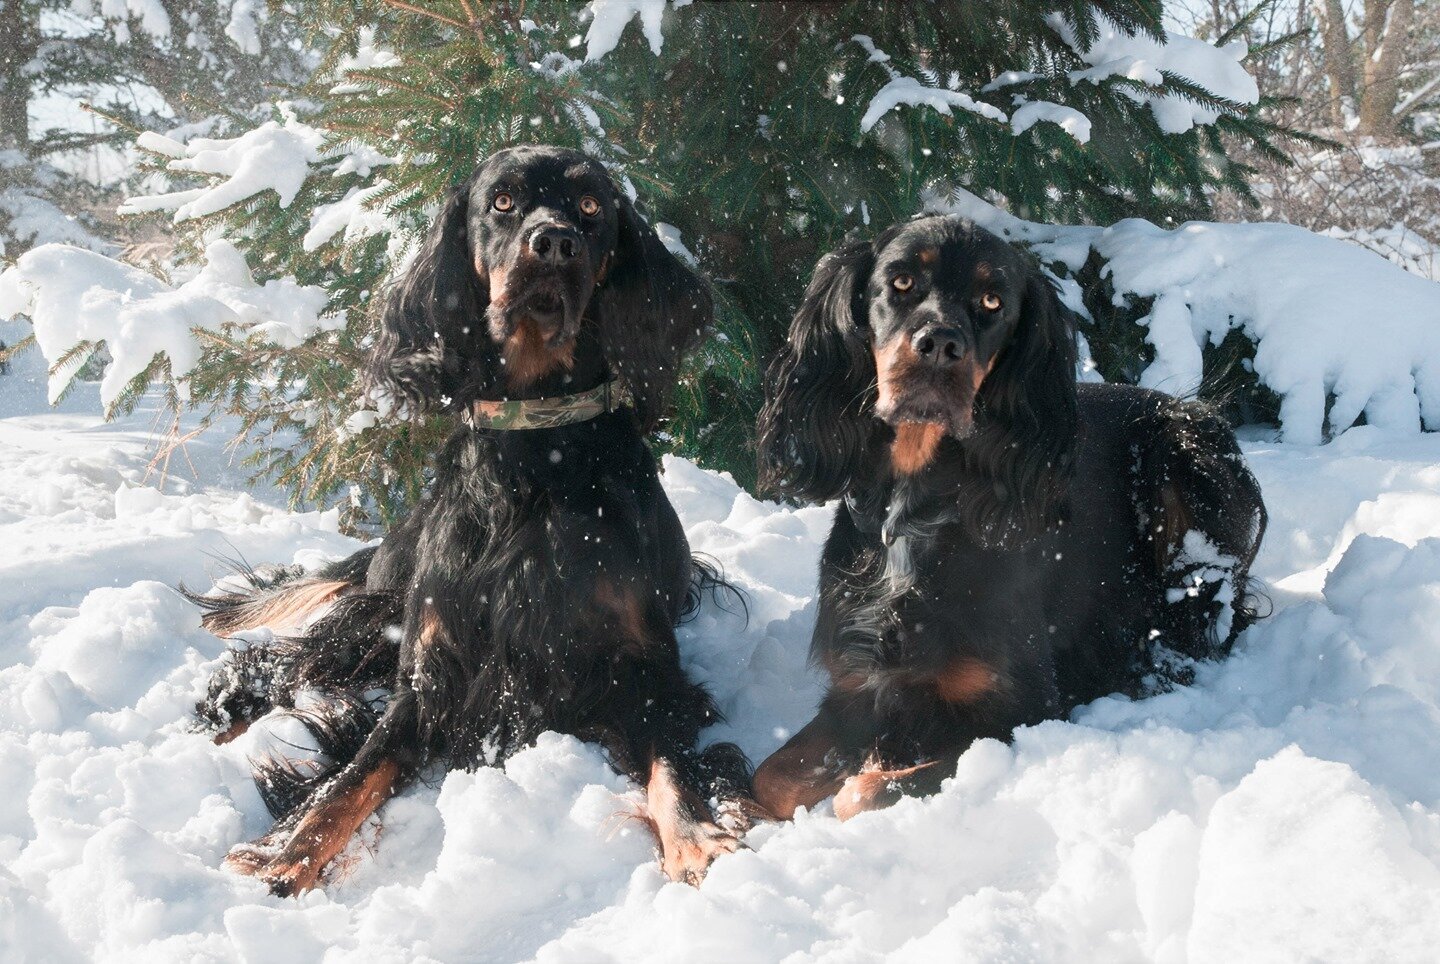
[759, 215, 1077, 530]
[369, 145, 711, 430]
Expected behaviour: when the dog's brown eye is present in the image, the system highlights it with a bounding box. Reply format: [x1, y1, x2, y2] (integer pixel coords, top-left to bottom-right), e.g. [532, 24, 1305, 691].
[493, 193, 514, 212]
[579, 195, 601, 217]
[892, 274, 914, 292]
[981, 292, 1002, 312]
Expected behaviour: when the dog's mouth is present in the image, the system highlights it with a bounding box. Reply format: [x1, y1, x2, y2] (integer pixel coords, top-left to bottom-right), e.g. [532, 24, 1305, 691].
[526, 288, 565, 318]
[488, 269, 594, 348]
[875, 364, 984, 440]
[877, 392, 976, 439]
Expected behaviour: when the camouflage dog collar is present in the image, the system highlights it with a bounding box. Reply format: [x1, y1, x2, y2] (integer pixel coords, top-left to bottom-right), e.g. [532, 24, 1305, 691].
[464, 377, 632, 430]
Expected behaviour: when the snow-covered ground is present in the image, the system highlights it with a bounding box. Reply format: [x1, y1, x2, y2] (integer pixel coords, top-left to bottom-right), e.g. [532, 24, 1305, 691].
[5, 322, 1440, 963]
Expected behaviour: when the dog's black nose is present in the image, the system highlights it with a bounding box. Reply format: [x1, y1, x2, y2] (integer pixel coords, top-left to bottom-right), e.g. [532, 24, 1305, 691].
[910, 325, 965, 367]
[529, 225, 580, 264]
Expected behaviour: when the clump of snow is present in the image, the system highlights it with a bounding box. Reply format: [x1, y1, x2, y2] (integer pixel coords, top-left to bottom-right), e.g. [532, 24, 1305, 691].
[5, 381, 1440, 957]
[303, 181, 396, 252]
[853, 36, 1008, 134]
[1009, 99, 1092, 143]
[1094, 219, 1440, 442]
[223, 0, 264, 54]
[0, 189, 108, 257]
[652, 222, 697, 266]
[860, 75, 1009, 133]
[330, 28, 402, 94]
[584, 0, 693, 62]
[120, 116, 327, 222]
[0, 242, 338, 406]
[1049, 13, 1258, 134]
[933, 188, 1440, 445]
[83, 0, 172, 42]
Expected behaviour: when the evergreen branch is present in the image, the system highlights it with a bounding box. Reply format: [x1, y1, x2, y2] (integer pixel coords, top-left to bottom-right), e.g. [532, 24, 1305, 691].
[378, 0, 467, 30]
[1215, 0, 1281, 47]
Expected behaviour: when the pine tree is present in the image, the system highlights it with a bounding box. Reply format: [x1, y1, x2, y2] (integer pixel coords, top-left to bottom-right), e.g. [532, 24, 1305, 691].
[0, 0, 308, 256]
[115, 0, 1295, 524]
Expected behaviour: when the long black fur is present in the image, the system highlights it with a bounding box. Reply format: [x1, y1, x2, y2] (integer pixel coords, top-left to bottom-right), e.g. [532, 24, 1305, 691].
[192, 147, 748, 890]
[754, 215, 1266, 810]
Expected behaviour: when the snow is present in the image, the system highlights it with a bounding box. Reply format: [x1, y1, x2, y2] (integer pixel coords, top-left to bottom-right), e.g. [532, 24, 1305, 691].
[0, 242, 338, 406]
[303, 182, 396, 253]
[330, 29, 401, 94]
[0, 152, 110, 257]
[1048, 13, 1259, 134]
[1094, 220, 1440, 442]
[859, 76, 1009, 133]
[859, 18, 1256, 141]
[223, 0, 264, 56]
[854, 36, 1008, 134]
[93, 0, 171, 42]
[120, 116, 327, 222]
[1009, 100, 1092, 144]
[934, 189, 1440, 446]
[0, 190, 108, 258]
[584, 0, 693, 62]
[5, 340, 1440, 958]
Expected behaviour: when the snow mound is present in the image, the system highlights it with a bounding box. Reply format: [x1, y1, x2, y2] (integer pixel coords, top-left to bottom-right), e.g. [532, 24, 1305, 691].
[5, 384, 1440, 958]
[1093, 219, 1440, 443]
[0, 241, 339, 406]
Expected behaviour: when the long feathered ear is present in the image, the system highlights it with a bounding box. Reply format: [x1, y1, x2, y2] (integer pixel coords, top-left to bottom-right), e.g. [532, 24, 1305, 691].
[757, 238, 877, 502]
[596, 196, 713, 432]
[366, 183, 486, 412]
[970, 262, 1079, 533]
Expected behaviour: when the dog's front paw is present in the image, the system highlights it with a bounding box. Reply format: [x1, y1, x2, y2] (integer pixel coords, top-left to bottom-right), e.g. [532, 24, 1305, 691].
[224, 835, 324, 897]
[832, 760, 935, 821]
[659, 819, 740, 886]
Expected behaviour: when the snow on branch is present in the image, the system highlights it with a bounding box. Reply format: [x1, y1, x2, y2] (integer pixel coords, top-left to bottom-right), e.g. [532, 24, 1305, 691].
[1048, 13, 1258, 134]
[860, 76, 1008, 132]
[0, 242, 338, 408]
[935, 189, 1440, 445]
[120, 116, 327, 222]
[584, 0, 693, 62]
[120, 110, 394, 227]
[87, 0, 172, 42]
[1009, 101, 1092, 144]
[852, 36, 1007, 134]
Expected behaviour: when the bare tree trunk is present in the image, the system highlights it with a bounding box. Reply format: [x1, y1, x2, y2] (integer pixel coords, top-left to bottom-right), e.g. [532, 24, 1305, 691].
[0, 0, 37, 153]
[1315, 0, 1359, 126]
[1358, 0, 1415, 136]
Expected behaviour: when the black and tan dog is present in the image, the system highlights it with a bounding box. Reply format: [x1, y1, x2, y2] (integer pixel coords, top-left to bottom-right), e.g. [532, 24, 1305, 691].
[753, 214, 1266, 820]
[190, 146, 748, 893]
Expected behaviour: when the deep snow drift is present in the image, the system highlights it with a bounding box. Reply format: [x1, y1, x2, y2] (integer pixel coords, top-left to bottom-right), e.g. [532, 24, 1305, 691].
[4, 333, 1440, 962]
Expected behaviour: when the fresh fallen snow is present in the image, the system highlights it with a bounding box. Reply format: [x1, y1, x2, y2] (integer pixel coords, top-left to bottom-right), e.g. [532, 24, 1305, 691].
[4, 336, 1440, 961]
